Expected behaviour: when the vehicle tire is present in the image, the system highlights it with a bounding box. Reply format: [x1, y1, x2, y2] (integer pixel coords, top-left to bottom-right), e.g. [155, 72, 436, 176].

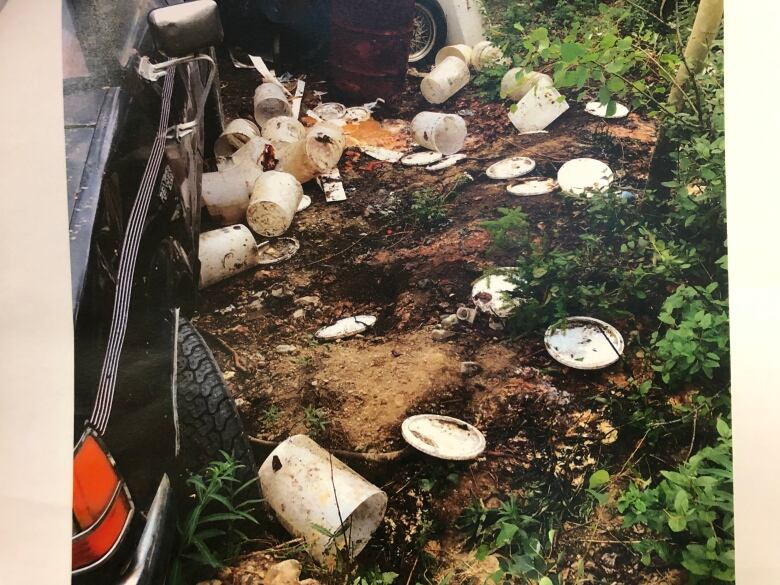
[409, 0, 448, 66]
[175, 317, 259, 494]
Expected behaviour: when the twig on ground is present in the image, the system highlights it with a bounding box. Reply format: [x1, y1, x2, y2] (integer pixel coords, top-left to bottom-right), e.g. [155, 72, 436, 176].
[202, 330, 248, 373]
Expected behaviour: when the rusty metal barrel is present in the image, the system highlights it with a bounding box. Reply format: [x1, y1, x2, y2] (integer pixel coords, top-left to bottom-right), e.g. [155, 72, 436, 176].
[329, 0, 416, 103]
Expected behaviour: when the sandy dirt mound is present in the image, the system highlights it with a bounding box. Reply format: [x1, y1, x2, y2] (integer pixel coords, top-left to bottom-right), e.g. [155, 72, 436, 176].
[314, 330, 460, 450]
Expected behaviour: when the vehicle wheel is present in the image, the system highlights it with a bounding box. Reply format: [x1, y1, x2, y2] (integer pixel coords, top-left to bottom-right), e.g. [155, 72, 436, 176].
[175, 317, 259, 494]
[409, 0, 448, 66]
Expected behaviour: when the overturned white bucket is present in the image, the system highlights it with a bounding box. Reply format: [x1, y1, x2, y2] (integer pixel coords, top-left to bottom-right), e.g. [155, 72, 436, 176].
[501, 69, 553, 101]
[247, 171, 304, 237]
[259, 435, 388, 565]
[213, 118, 261, 158]
[276, 123, 346, 184]
[254, 82, 292, 127]
[434, 44, 473, 66]
[202, 157, 264, 225]
[411, 112, 467, 155]
[261, 116, 306, 145]
[198, 225, 260, 289]
[421, 56, 471, 104]
[470, 41, 509, 71]
[509, 85, 570, 133]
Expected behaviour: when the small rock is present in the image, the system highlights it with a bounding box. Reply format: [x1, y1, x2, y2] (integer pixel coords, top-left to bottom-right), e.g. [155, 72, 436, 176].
[275, 344, 298, 355]
[264, 560, 302, 585]
[295, 295, 321, 307]
[460, 361, 482, 377]
[248, 299, 265, 311]
[391, 349, 401, 357]
[440, 314, 460, 330]
[488, 319, 505, 331]
[431, 329, 456, 342]
[417, 278, 431, 289]
[292, 308, 306, 320]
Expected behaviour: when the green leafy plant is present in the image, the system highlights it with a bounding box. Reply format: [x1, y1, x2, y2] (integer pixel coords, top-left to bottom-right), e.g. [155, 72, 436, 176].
[410, 188, 448, 227]
[304, 405, 329, 435]
[617, 419, 734, 582]
[651, 284, 729, 383]
[260, 405, 280, 428]
[458, 495, 558, 584]
[170, 452, 260, 584]
[352, 568, 399, 585]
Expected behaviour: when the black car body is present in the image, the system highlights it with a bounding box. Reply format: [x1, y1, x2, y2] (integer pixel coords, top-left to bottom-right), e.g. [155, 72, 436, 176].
[65, 1, 225, 582]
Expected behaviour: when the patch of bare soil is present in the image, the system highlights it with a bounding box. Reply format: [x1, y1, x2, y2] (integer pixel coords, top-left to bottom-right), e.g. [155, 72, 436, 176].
[315, 330, 459, 450]
[198, 52, 662, 584]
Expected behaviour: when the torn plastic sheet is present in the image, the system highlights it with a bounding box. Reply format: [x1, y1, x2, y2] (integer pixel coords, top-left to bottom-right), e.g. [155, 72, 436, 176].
[316, 168, 347, 202]
[362, 147, 407, 163]
[315, 315, 377, 341]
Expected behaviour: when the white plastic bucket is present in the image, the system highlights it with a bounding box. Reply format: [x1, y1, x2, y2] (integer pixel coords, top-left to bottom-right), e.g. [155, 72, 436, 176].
[508, 85, 570, 133]
[259, 435, 388, 565]
[261, 116, 307, 145]
[202, 157, 264, 225]
[411, 112, 467, 155]
[500, 69, 553, 101]
[216, 135, 273, 172]
[470, 41, 509, 71]
[213, 118, 261, 158]
[254, 82, 292, 127]
[434, 44, 473, 66]
[246, 171, 304, 237]
[198, 225, 260, 289]
[276, 123, 346, 184]
[421, 56, 471, 104]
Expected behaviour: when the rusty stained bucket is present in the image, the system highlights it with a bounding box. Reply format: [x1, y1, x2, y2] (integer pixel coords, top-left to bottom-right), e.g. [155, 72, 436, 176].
[329, 0, 416, 103]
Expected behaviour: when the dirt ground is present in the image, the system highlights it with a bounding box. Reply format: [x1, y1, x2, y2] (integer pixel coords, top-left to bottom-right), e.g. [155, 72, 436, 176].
[193, 55, 676, 585]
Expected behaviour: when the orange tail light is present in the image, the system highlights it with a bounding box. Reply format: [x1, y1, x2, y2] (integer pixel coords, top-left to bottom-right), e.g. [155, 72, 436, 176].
[72, 429, 134, 573]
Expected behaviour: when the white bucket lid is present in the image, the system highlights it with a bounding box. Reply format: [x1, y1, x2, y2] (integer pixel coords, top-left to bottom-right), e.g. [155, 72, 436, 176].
[426, 153, 467, 171]
[313, 102, 347, 121]
[471, 269, 521, 318]
[345, 107, 372, 124]
[557, 158, 614, 196]
[585, 101, 630, 119]
[544, 316, 624, 369]
[486, 156, 536, 180]
[507, 178, 558, 196]
[315, 315, 377, 341]
[401, 151, 444, 166]
[402, 414, 486, 460]
[256, 237, 300, 265]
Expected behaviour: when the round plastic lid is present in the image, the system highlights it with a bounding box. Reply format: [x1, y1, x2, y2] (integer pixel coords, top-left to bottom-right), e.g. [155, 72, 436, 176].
[313, 102, 347, 121]
[585, 101, 630, 119]
[427, 153, 467, 171]
[256, 237, 300, 265]
[345, 107, 371, 124]
[471, 269, 521, 318]
[402, 414, 486, 460]
[557, 158, 614, 196]
[400, 151, 444, 166]
[507, 178, 558, 196]
[486, 156, 536, 180]
[315, 315, 377, 341]
[544, 316, 624, 369]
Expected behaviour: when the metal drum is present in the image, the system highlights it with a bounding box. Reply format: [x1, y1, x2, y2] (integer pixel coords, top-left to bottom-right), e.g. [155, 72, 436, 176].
[329, 0, 416, 103]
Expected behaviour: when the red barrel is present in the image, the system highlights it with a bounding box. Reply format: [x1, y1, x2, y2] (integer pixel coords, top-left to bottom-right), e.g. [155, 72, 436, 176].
[329, 0, 416, 103]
